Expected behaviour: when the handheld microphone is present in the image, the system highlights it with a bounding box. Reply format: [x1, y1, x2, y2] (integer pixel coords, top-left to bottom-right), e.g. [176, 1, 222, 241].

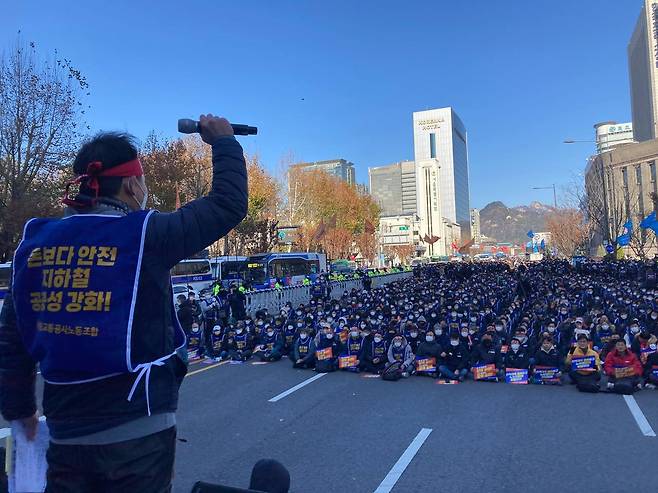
[178, 118, 258, 136]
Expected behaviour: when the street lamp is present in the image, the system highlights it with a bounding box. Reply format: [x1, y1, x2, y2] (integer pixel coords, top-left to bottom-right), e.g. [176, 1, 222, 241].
[532, 185, 557, 208]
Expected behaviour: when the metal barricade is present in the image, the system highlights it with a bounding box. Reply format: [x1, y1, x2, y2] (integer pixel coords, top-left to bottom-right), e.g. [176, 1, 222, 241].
[244, 271, 412, 316]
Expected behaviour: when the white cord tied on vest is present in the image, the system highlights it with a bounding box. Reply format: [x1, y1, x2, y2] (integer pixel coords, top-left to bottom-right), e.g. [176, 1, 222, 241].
[127, 354, 172, 416]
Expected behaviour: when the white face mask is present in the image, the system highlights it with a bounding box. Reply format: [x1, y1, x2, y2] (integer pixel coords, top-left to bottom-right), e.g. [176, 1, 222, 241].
[325, 333, 334, 339]
[130, 179, 148, 210]
[425, 335, 434, 342]
[266, 331, 274, 337]
[350, 331, 359, 338]
[511, 344, 520, 351]
[300, 333, 308, 340]
[450, 340, 459, 347]
[374, 337, 383, 343]
[394, 342, 402, 348]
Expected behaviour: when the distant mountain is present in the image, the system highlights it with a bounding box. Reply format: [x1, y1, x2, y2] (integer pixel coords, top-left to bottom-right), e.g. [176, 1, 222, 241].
[479, 201, 555, 244]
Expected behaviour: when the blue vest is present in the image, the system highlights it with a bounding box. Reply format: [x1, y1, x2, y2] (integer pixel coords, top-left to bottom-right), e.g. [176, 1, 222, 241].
[12, 211, 184, 385]
[297, 336, 312, 356]
[392, 344, 405, 362]
[235, 332, 248, 350]
[211, 328, 224, 351]
[347, 337, 363, 356]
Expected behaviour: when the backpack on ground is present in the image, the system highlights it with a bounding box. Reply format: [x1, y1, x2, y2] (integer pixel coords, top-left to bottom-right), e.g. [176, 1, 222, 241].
[382, 361, 403, 381]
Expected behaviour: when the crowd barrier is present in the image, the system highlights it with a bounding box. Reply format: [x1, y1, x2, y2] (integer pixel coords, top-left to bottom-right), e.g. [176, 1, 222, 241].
[244, 271, 412, 316]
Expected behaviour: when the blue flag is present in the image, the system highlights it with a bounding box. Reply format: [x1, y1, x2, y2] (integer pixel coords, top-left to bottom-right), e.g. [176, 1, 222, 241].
[616, 219, 633, 246]
[527, 230, 534, 238]
[540, 238, 546, 250]
[640, 211, 658, 233]
[640, 211, 656, 228]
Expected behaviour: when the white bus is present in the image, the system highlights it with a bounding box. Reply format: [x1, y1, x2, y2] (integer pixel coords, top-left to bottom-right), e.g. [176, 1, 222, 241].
[170, 258, 213, 294]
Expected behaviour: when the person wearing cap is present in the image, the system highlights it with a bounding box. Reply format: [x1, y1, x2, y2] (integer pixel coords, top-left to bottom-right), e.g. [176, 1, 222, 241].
[0, 116, 247, 491]
[604, 338, 643, 392]
[565, 334, 602, 389]
[290, 327, 316, 369]
[209, 324, 225, 361]
[387, 335, 415, 377]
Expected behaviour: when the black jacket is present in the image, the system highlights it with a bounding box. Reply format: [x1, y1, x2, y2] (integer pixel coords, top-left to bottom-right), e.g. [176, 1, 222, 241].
[0, 136, 247, 439]
[442, 343, 470, 371]
[416, 341, 442, 359]
[470, 343, 502, 369]
[504, 348, 530, 370]
[534, 346, 562, 368]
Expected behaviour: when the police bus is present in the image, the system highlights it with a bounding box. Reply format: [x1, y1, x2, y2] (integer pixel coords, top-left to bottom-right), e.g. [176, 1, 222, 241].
[210, 256, 247, 287]
[171, 258, 213, 294]
[244, 252, 327, 290]
[0, 262, 10, 312]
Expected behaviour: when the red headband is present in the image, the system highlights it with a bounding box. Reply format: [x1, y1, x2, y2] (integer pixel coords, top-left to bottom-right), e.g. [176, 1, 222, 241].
[62, 159, 144, 208]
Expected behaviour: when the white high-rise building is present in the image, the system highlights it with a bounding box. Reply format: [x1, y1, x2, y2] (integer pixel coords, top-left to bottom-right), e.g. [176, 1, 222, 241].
[413, 107, 470, 256]
[628, 0, 658, 142]
[594, 121, 635, 153]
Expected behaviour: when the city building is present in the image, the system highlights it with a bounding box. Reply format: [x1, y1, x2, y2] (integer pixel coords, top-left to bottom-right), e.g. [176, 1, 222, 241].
[470, 208, 481, 244]
[413, 107, 471, 255]
[628, 0, 658, 142]
[368, 161, 416, 217]
[594, 121, 635, 153]
[585, 138, 658, 257]
[290, 159, 356, 185]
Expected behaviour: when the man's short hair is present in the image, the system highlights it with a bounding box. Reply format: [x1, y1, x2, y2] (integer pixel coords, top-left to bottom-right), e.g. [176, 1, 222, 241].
[73, 132, 138, 198]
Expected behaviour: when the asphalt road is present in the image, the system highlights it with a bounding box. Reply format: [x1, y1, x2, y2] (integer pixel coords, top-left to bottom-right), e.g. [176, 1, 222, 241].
[172, 360, 658, 493]
[3, 361, 658, 493]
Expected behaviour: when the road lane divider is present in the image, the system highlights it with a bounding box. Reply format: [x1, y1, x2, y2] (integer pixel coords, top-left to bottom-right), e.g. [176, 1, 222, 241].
[623, 395, 656, 437]
[373, 427, 433, 493]
[268, 373, 327, 402]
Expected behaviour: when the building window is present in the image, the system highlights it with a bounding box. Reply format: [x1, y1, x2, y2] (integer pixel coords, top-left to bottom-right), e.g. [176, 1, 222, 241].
[651, 161, 657, 183]
[429, 133, 436, 159]
[622, 167, 628, 189]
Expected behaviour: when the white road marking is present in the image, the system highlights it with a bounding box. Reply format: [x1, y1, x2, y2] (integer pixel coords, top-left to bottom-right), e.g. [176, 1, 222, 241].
[0, 415, 46, 440]
[623, 395, 656, 437]
[373, 427, 433, 493]
[268, 373, 326, 402]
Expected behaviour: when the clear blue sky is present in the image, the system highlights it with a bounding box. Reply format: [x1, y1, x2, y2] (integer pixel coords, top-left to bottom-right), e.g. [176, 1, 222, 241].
[2, 0, 642, 208]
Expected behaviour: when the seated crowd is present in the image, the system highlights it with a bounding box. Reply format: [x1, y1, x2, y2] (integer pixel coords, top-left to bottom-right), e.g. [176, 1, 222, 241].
[185, 260, 658, 393]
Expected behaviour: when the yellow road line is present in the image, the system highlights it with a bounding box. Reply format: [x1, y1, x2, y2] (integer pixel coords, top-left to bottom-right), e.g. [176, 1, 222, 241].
[186, 360, 229, 377]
